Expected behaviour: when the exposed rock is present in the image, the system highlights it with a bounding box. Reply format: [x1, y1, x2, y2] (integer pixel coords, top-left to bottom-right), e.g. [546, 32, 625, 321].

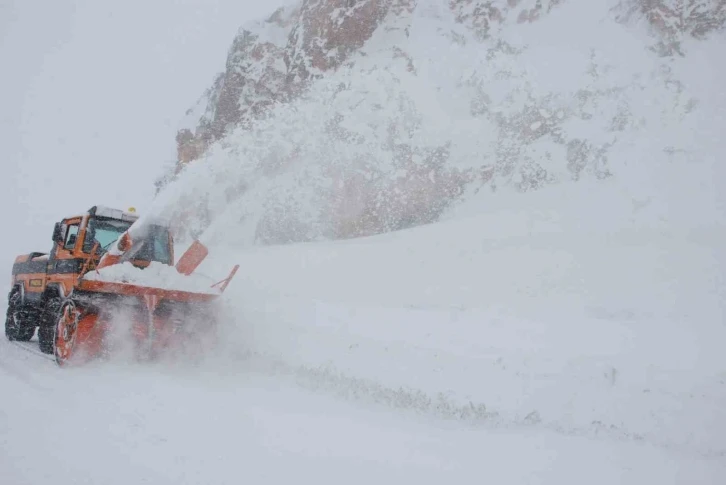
[450, 0, 563, 39]
[174, 0, 571, 171]
[613, 0, 726, 55]
[176, 0, 725, 172]
[176, 5, 300, 169]
[176, 0, 415, 170]
[286, 0, 414, 83]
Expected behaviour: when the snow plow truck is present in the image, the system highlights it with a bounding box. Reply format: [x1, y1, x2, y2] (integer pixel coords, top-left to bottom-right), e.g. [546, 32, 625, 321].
[5, 205, 238, 366]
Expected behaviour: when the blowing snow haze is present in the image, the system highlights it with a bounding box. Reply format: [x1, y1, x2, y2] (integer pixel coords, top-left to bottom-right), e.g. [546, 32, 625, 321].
[2, 1, 726, 483]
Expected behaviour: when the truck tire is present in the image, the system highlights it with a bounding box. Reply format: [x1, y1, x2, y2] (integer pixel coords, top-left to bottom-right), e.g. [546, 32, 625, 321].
[5, 290, 36, 342]
[39, 297, 62, 354]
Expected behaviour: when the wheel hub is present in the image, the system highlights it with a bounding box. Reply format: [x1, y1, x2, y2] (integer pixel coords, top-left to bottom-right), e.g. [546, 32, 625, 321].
[56, 303, 80, 356]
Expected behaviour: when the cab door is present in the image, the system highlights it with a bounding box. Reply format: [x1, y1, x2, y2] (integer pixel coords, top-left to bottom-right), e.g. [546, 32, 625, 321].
[47, 217, 84, 295]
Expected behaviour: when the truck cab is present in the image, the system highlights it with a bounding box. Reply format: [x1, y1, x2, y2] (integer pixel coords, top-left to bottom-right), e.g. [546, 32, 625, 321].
[6, 205, 174, 352]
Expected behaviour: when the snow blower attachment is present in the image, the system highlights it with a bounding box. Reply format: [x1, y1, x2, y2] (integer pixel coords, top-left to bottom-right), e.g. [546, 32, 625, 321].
[6, 206, 239, 367]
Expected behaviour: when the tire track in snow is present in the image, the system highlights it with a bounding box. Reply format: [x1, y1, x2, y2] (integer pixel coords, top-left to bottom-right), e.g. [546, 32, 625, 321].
[0, 340, 54, 392]
[3, 332, 723, 461]
[8, 341, 55, 361]
[224, 349, 726, 461]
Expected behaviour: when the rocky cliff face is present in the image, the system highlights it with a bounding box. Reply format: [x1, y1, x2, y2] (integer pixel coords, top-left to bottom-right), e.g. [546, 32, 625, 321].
[614, 0, 725, 55]
[176, 0, 416, 168]
[176, 5, 299, 167]
[177, 0, 724, 169]
[162, 0, 725, 245]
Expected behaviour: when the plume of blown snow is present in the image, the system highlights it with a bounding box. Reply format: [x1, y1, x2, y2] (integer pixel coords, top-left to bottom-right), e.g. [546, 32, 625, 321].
[150, 0, 725, 248]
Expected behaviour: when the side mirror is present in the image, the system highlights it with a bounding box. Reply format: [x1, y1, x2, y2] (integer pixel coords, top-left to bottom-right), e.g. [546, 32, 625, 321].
[52, 223, 63, 243]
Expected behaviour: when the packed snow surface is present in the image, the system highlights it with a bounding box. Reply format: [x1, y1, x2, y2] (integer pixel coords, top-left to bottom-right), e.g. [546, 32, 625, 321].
[82, 261, 221, 295]
[2, 184, 725, 482]
[5, 179, 726, 483]
[203, 182, 726, 460]
[2, 342, 723, 485]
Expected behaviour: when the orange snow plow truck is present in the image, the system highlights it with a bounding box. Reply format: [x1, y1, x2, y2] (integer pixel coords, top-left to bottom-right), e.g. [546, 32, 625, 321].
[5, 205, 238, 366]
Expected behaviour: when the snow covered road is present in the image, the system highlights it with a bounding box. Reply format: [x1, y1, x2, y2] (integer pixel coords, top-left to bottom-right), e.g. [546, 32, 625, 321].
[1, 337, 724, 485]
[2, 187, 725, 484]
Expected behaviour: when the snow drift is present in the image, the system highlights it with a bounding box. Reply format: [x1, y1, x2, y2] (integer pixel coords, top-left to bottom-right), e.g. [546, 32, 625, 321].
[201, 181, 726, 458]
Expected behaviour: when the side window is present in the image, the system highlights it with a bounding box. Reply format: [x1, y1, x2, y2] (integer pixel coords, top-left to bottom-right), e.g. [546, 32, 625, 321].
[64, 224, 80, 250]
[153, 235, 171, 265]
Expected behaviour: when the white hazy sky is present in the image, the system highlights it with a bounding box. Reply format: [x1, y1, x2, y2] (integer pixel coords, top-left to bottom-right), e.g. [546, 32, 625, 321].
[0, 0, 287, 287]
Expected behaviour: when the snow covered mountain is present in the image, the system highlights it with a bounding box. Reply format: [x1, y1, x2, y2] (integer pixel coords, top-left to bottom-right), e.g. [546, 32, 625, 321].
[161, 0, 725, 245]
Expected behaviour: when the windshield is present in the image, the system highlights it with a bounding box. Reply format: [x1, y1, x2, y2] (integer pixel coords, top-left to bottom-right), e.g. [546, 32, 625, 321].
[126, 224, 172, 265]
[83, 217, 133, 253]
[84, 218, 171, 265]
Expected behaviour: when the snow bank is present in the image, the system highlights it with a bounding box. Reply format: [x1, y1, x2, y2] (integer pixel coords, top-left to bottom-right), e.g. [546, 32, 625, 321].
[200, 180, 726, 458]
[83, 261, 221, 295]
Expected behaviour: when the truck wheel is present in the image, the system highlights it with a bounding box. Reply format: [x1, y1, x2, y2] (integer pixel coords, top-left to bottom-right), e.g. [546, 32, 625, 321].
[54, 301, 80, 366]
[39, 297, 62, 354]
[5, 290, 36, 342]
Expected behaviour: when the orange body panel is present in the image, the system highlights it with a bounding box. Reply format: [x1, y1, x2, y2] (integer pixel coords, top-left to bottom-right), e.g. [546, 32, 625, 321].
[10, 253, 49, 296]
[78, 279, 218, 302]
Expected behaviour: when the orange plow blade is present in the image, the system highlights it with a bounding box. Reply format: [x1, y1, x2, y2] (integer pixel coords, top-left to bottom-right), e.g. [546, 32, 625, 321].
[54, 261, 237, 366]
